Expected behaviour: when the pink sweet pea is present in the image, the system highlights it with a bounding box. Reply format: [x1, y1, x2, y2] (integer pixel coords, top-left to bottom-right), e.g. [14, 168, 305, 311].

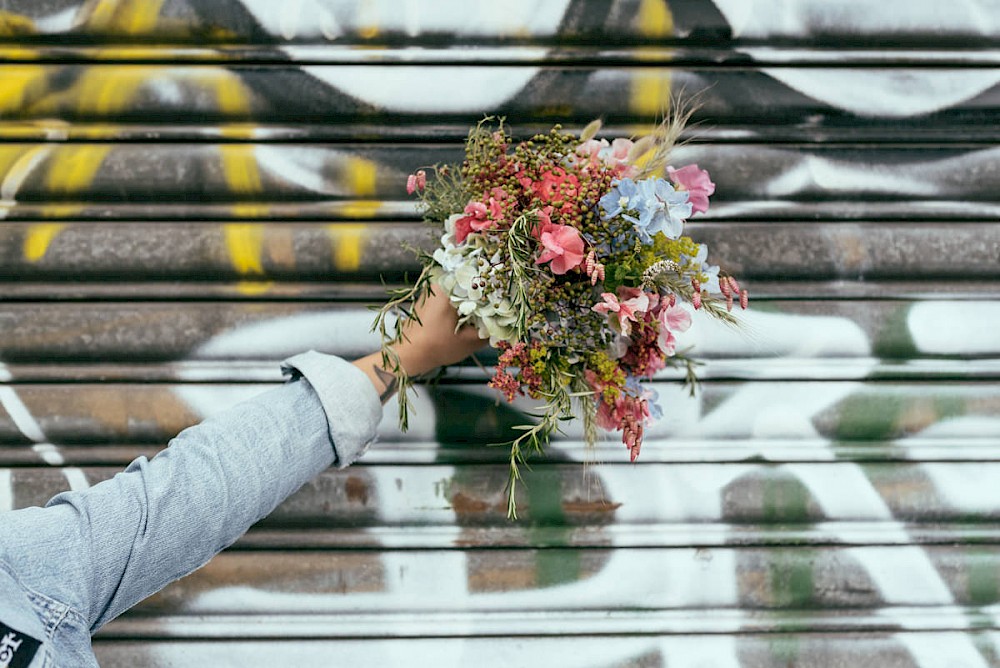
[592, 291, 651, 337]
[454, 199, 500, 244]
[667, 164, 715, 214]
[577, 137, 633, 163]
[657, 302, 692, 355]
[535, 223, 585, 275]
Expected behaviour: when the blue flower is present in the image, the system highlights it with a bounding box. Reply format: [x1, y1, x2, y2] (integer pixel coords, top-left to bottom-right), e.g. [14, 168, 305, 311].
[633, 178, 691, 242]
[687, 243, 721, 292]
[599, 178, 641, 221]
[646, 386, 663, 420]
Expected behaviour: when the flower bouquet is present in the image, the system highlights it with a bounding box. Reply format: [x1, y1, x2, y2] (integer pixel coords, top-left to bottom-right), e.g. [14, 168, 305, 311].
[374, 116, 746, 518]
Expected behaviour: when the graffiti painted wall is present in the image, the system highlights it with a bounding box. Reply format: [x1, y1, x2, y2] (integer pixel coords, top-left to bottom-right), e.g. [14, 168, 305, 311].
[1, 1, 999, 666]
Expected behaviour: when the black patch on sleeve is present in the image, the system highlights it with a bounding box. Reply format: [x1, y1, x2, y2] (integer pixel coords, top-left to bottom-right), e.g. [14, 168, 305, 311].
[0, 620, 41, 668]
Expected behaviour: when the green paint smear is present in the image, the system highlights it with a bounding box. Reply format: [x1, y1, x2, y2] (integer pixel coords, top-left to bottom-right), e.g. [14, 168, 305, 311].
[429, 387, 585, 588]
[767, 635, 801, 664]
[762, 474, 814, 524]
[968, 549, 1000, 606]
[833, 392, 906, 441]
[769, 550, 816, 609]
[873, 302, 919, 359]
[833, 390, 970, 442]
[527, 469, 581, 586]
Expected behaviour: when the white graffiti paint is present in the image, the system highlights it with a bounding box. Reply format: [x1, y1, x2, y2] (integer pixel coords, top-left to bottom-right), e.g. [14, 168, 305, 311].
[32, 6, 76, 32]
[0, 387, 48, 442]
[762, 68, 1000, 118]
[32, 444, 65, 466]
[169, 301, 989, 662]
[0, 146, 53, 202]
[171, 384, 267, 422]
[302, 66, 542, 113]
[677, 308, 872, 358]
[0, 470, 11, 513]
[0, 388, 66, 465]
[62, 468, 90, 492]
[254, 145, 335, 196]
[243, 0, 571, 40]
[908, 302, 1000, 355]
[711, 0, 1000, 40]
[233, 0, 342, 39]
[898, 631, 991, 668]
[191, 310, 379, 360]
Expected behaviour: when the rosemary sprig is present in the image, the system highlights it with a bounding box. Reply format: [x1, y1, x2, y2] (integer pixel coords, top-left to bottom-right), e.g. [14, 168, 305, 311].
[370, 264, 435, 431]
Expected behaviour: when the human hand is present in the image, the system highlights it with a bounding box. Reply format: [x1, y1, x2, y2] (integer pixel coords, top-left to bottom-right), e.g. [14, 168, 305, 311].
[392, 285, 488, 376]
[353, 285, 487, 402]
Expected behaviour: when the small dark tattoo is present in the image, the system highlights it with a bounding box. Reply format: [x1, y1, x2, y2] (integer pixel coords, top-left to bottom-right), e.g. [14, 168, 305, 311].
[372, 365, 398, 403]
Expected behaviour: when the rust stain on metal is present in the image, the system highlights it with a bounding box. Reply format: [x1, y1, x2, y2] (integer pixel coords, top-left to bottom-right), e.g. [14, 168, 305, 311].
[344, 475, 369, 505]
[451, 491, 506, 515]
[563, 498, 621, 514]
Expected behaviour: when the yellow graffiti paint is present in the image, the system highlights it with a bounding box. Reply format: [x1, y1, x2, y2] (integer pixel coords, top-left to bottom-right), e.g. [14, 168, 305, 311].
[45, 145, 112, 193]
[234, 280, 274, 296]
[328, 223, 367, 272]
[220, 145, 262, 194]
[23, 223, 67, 262]
[630, 0, 674, 117]
[636, 0, 673, 38]
[0, 66, 47, 114]
[212, 74, 269, 240]
[357, 0, 379, 39]
[223, 223, 265, 275]
[336, 156, 380, 219]
[28, 67, 153, 118]
[630, 70, 671, 117]
[212, 71, 253, 117]
[0, 10, 35, 36]
[339, 200, 381, 219]
[346, 156, 378, 197]
[75, 67, 151, 115]
[1, 145, 52, 201]
[85, 0, 166, 34]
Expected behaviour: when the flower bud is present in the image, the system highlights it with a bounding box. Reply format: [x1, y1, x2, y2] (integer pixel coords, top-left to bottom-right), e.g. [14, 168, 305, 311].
[580, 119, 602, 142]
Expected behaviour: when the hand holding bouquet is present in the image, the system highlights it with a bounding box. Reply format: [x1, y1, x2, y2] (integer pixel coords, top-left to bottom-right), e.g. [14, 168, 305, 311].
[374, 116, 746, 518]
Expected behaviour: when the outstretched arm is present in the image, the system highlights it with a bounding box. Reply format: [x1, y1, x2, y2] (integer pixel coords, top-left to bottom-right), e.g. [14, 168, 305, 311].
[0, 287, 484, 635]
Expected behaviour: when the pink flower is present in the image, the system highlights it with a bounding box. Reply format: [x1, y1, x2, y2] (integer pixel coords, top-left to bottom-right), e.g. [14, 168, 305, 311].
[660, 302, 691, 332]
[488, 187, 508, 220]
[532, 168, 579, 203]
[454, 199, 497, 244]
[405, 170, 426, 195]
[592, 290, 650, 337]
[577, 137, 633, 163]
[667, 164, 715, 214]
[535, 223, 585, 275]
[656, 302, 691, 355]
[530, 206, 554, 237]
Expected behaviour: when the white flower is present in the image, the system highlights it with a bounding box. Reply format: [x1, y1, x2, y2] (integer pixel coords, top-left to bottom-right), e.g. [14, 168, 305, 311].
[429, 224, 518, 344]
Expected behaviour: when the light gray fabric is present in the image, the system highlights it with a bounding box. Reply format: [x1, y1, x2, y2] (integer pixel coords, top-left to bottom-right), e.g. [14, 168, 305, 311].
[0, 352, 381, 667]
[281, 350, 382, 468]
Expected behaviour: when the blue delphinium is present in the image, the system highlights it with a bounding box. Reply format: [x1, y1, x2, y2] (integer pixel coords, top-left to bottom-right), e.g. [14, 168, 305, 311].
[599, 178, 641, 222]
[600, 177, 692, 244]
[633, 178, 691, 242]
[683, 243, 721, 292]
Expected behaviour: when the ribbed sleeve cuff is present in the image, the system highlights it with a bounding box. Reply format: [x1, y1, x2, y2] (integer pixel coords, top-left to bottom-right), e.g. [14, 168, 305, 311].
[280, 351, 382, 468]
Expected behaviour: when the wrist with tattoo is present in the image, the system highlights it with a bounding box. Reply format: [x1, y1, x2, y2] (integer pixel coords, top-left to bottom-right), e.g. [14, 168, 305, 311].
[370, 364, 399, 403]
[351, 350, 412, 405]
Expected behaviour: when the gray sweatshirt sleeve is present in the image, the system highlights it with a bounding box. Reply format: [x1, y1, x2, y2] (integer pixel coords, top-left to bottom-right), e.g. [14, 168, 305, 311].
[0, 351, 381, 633]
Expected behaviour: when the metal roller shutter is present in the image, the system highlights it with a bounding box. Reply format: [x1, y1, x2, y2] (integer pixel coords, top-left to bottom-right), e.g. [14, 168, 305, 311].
[0, 1, 998, 666]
